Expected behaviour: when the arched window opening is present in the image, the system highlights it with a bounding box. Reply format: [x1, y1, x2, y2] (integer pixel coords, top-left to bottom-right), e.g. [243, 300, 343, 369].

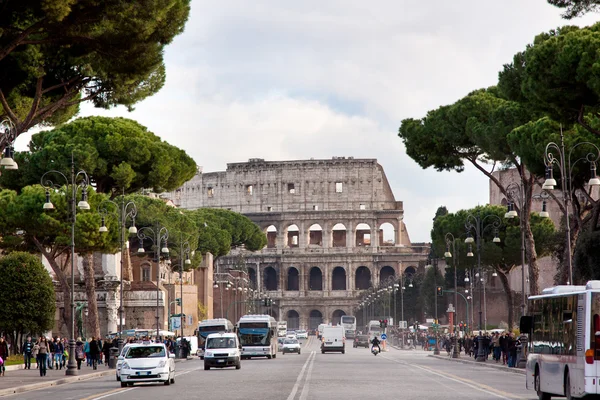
[332, 223, 347, 247]
[355, 223, 371, 246]
[404, 266, 416, 276]
[266, 225, 277, 248]
[264, 267, 278, 291]
[380, 266, 395, 283]
[287, 267, 299, 291]
[332, 267, 346, 290]
[309, 310, 323, 331]
[287, 310, 300, 330]
[287, 224, 299, 247]
[378, 223, 395, 246]
[309, 267, 323, 291]
[332, 309, 346, 326]
[308, 224, 323, 246]
[355, 266, 371, 290]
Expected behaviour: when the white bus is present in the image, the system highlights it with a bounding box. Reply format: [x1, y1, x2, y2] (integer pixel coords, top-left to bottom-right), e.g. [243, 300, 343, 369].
[237, 314, 278, 359]
[522, 281, 600, 399]
[196, 318, 234, 359]
[367, 320, 382, 340]
[277, 321, 287, 337]
[341, 315, 357, 338]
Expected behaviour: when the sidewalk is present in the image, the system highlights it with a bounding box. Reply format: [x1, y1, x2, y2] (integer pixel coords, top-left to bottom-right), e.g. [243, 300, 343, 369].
[0, 358, 192, 397]
[427, 353, 526, 375]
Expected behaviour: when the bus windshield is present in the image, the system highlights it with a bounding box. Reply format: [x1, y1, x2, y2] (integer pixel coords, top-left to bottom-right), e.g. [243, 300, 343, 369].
[239, 322, 271, 346]
[198, 325, 226, 338]
[341, 316, 355, 324]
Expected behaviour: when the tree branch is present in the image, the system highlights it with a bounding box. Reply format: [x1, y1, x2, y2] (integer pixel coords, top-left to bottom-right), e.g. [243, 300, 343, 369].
[0, 18, 47, 62]
[22, 76, 45, 130]
[578, 104, 600, 137]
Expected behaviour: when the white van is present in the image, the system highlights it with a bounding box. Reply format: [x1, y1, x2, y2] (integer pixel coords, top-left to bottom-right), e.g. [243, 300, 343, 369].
[317, 324, 326, 339]
[203, 332, 242, 370]
[321, 326, 345, 354]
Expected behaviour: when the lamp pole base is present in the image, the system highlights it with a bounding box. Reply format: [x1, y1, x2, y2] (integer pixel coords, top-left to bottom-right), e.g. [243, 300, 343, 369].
[65, 338, 78, 376]
[452, 336, 460, 358]
[475, 335, 487, 362]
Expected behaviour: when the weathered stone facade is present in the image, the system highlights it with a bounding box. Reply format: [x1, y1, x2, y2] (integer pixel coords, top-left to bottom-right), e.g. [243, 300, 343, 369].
[169, 157, 429, 330]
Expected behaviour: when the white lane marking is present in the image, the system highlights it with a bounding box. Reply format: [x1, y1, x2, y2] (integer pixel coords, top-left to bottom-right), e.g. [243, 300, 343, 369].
[381, 355, 514, 400]
[298, 350, 316, 400]
[286, 351, 315, 400]
[88, 388, 135, 400]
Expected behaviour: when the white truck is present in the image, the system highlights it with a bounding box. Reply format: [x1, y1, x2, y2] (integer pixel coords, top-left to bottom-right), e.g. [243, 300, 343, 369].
[321, 325, 345, 354]
[277, 321, 287, 337]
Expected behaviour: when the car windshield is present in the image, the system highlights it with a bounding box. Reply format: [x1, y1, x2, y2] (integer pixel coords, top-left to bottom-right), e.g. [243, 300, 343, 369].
[125, 346, 165, 359]
[284, 339, 298, 344]
[206, 337, 236, 349]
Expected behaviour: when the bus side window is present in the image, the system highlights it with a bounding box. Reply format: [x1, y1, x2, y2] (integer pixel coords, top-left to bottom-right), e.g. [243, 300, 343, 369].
[594, 314, 600, 358]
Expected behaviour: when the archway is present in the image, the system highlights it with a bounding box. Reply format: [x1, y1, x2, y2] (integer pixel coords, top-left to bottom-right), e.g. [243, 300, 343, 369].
[404, 266, 416, 276]
[332, 267, 346, 290]
[287, 310, 300, 330]
[286, 224, 299, 247]
[264, 266, 277, 291]
[380, 266, 395, 283]
[378, 223, 395, 246]
[332, 309, 346, 326]
[309, 267, 323, 291]
[309, 310, 323, 331]
[266, 225, 277, 248]
[308, 224, 323, 246]
[248, 267, 257, 288]
[332, 223, 347, 247]
[355, 266, 371, 290]
[287, 267, 299, 291]
[355, 223, 371, 246]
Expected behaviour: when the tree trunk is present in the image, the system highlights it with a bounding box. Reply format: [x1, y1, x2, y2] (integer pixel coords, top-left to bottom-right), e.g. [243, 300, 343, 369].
[497, 270, 514, 331]
[524, 218, 540, 295]
[125, 241, 133, 282]
[82, 253, 101, 338]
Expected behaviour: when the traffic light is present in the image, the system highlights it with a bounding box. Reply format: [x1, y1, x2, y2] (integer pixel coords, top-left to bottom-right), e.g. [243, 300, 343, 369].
[379, 319, 384, 328]
[384, 319, 388, 328]
[263, 298, 272, 306]
[436, 286, 443, 297]
[175, 298, 181, 306]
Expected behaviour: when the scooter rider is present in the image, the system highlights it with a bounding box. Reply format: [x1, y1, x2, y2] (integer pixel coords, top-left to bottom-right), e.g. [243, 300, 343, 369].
[371, 336, 381, 353]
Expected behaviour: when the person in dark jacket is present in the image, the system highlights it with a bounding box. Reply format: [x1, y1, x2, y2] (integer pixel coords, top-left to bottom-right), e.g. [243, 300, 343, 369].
[102, 339, 112, 368]
[89, 337, 100, 370]
[22, 336, 34, 369]
[75, 338, 85, 370]
[0, 337, 8, 376]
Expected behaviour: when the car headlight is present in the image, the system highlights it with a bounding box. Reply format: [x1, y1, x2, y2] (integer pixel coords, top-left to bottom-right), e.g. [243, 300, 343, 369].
[205, 352, 212, 357]
[158, 360, 167, 368]
[122, 362, 130, 369]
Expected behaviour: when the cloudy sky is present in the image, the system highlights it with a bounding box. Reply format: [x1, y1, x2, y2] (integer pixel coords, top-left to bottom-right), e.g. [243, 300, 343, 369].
[16, 0, 599, 242]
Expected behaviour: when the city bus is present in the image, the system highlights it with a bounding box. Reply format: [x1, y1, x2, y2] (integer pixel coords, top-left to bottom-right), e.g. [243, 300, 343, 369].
[341, 315, 357, 338]
[366, 320, 382, 341]
[277, 321, 287, 337]
[196, 318, 234, 359]
[237, 314, 278, 359]
[521, 281, 600, 399]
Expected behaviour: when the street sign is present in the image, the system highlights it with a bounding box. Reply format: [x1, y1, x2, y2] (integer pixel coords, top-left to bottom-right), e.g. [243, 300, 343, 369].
[399, 321, 407, 329]
[381, 333, 387, 340]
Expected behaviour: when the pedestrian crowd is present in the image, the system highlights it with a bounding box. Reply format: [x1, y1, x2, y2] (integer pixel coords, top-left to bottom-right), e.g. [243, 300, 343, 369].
[440, 331, 523, 367]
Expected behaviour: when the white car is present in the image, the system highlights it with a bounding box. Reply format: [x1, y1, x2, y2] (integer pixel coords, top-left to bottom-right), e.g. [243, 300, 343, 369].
[119, 343, 175, 387]
[295, 330, 308, 339]
[282, 338, 301, 355]
[116, 344, 132, 381]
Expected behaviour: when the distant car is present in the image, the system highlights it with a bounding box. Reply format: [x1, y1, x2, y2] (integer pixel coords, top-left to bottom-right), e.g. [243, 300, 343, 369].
[354, 335, 370, 348]
[278, 337, 286, 351]
[119, 343, 175, 387]
[296, 330, 308, 339]
[282, 339, 301, 355]
[286, 333, 297, 340]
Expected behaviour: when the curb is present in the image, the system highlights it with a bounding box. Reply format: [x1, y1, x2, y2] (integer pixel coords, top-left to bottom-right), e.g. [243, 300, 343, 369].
[428, 354, 526, 375]
[0, 370, 113, 397]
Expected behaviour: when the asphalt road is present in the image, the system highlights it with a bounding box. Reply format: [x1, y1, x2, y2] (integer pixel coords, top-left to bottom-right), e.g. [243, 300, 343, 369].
[6, 337, 536, 400]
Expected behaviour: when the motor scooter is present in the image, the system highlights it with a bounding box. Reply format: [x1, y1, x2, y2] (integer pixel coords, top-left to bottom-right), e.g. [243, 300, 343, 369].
[371, 346, 380, 356]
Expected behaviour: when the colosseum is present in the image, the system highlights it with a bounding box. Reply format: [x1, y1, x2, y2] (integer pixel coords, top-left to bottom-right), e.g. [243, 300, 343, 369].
[169, 157, 429, 330]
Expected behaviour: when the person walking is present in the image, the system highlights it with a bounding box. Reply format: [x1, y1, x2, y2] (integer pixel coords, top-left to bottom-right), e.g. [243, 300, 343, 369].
[22, 336, 34, 369]
[38, 337, 49, 377]
[47, 338, 54, 370]
[53, 337, 64, 370]
[0, 337, 8, 376]
[32, 340, 40, 369]
[102, 338, 111, 368]
[89, 336, 100, 370]
[492, 333, 501, 362]
[75, 338, 85, 370]
[84, 338, 91, 366]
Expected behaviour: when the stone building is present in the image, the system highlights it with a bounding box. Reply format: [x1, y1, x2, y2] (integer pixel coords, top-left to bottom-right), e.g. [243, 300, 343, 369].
[169, 157, 429, 331]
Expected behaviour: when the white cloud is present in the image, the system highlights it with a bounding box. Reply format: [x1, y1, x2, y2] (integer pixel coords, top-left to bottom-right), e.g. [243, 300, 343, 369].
[23, 0, 600, 242]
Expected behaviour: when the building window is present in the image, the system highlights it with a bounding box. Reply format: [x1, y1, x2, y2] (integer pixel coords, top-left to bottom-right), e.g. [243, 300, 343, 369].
[335, 182, 343, 193]
[288, 183, 295, 194]
[142, 266, 151, 282]
[246, 185, 253, 195]
[267, 206, 273, 212]
[207, 187, 214, 197]
[313, 205, 319, 211]
[359, 204, 366, 210]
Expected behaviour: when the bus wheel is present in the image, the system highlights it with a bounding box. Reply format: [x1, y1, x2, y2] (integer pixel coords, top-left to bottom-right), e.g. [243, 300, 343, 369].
[535, 368, 551, 400]
[564, 372, 572, 400]
[273, 354, 276, 359]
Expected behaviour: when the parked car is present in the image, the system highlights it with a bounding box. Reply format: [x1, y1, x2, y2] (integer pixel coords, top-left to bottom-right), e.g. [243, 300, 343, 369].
[353, 334, 370, 348]
[119, 343, 175, 387]
[282, 338, 301, 355]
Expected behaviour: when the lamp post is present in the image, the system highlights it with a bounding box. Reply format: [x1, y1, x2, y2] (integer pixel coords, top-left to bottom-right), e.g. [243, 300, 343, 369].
[444, 232, 460, 358]
[98, 196, 137, 354]
[174, 234, 191, 337]
[41, 154, 90, 376]
[137, 225, 169, 339]
[465, 211, 501, 362]
[0, 119, 18, 170]
[543, 130, 600, 285]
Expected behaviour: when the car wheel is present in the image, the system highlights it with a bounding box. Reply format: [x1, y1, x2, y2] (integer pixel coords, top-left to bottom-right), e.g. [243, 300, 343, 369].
[204, 365, 210, 371]
[267, 355, 272, 359]
[298, 350, 301, 355]
[171, 376, 175, 384]
[200, 356, 204, 360]
[235, 362, 241, 370]
[120, 382, 127, 388]
[116, 374, 120, 382]
[164, 378, 171, 386]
